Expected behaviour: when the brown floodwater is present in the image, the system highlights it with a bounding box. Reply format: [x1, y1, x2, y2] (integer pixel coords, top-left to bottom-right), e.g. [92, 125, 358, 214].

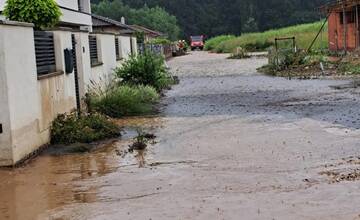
[4, 52, 360, 219]
[0, 117, 163, 220]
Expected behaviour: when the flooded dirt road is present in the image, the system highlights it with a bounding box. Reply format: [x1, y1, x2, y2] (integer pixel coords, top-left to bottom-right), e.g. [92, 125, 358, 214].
[2, 51, 360, 219]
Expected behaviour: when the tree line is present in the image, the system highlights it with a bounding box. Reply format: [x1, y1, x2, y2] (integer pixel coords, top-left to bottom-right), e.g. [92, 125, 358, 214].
[91, 0, 328, 39]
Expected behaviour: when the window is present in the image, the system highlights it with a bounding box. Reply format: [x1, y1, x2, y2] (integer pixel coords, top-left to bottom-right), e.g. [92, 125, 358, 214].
[34, 31, 56, 75]
[115, 37, 121, 60]
[340, 11, 355, 24]
[89, 35, 100, 66]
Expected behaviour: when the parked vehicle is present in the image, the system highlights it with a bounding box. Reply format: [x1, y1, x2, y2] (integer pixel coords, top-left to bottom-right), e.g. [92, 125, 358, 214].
[190, 35, 204, 51]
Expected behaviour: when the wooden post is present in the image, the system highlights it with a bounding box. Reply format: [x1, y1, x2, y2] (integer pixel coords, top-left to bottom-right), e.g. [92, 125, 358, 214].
[343, 4, 347, 53]
[356, 5, 359, 48]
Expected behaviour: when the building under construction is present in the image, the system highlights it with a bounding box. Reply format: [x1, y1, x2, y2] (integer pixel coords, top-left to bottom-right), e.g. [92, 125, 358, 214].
[323, 0, 360, 51]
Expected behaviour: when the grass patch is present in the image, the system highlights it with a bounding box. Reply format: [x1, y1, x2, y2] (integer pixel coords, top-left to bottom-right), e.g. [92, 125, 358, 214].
[51, 113, 120, 145]
[204, 35, 236, 51]
[88, 84, 160, 118]
[337, 59, 360, 75]
[211, 21, 328, 53]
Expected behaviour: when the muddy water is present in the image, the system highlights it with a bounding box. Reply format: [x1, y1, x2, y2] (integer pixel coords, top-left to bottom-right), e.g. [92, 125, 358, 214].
[0, 117, 162, 220]
[3, 52, 360, 220]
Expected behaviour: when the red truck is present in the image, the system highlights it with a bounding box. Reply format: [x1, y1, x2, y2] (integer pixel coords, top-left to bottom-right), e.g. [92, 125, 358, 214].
[190, 35, 204, 51]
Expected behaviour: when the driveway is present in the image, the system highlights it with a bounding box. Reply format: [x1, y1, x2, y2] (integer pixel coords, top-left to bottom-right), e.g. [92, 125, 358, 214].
[2, 51, 360, 220]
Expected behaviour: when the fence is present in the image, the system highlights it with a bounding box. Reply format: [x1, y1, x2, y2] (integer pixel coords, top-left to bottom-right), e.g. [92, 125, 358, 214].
[269, 37, 297, 69]
[138, 43, 174, 59]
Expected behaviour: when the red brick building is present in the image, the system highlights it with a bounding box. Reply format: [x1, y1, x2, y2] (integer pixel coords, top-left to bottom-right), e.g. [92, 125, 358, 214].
[323, 0, 360, 51]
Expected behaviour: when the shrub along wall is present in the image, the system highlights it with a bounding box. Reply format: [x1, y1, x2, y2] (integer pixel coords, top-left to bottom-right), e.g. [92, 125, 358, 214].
[86, 50, 176, 118]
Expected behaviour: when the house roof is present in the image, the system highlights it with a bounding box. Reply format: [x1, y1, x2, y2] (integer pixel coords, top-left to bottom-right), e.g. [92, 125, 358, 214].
[130, 24, 164, 37]
[91, 14, 135, 32]
[321, 0, 360, 12]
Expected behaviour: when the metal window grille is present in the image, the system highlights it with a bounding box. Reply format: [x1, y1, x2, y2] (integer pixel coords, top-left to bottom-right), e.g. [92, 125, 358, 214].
[34, 31, 56, 75]
[89, 36, 99, 65]
[115, 37, 120, 59]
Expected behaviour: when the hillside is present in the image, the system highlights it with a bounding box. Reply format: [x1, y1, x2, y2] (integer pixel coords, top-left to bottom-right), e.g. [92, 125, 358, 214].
[91, 0, 328, 38]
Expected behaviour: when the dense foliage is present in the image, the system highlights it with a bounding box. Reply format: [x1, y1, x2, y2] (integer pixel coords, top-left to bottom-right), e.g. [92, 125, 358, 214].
[114, 51, 175, 91]
[92, 0, 180, 40]
[51, 113, 120, 144]
[3, 0, 61, 29]
[92, 0, 327, 38]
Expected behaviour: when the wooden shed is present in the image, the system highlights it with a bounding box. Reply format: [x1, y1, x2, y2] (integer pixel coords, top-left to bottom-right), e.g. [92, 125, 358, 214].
[323, 0, 360, 51]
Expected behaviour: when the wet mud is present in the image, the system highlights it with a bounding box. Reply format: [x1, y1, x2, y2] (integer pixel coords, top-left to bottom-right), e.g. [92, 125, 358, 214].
[2, 52, 360, 219]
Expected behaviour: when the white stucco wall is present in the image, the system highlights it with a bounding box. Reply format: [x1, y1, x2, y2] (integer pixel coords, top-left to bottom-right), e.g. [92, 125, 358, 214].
[73, 32, 92, 103]
[119, 35, 132, 60]
[0, 21, 41, 166]
[132, 37, 138, 56]
[56, 0, 91, 13]
[0, 0, 5, 11]
[60, 8, 92, 27]
[36, 30, 77, 135]
[88, 34, 117, 89]
[0, 22, 79, 166]
[0, 22, 12, 166]
[56, 0, 78, 11]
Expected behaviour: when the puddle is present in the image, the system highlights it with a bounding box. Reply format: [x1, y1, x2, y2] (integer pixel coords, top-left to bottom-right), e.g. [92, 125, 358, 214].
[330, 80, 360, 90]
[0, 116, 163, 220]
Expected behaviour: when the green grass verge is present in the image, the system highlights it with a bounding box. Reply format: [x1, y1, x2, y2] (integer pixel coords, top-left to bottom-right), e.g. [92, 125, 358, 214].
[88, 85, 160, 118]
[204, 35, 236, 51]
[209, 21, 328, 53]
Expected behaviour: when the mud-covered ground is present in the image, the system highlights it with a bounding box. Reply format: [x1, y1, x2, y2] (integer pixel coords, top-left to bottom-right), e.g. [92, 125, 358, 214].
[2, 52, 360, 220]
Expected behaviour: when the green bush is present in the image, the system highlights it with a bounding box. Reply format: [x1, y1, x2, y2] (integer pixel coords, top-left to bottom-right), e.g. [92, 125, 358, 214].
[3, 0, 62, 29]
[115, 51, 175, 91]
[51, 113, 120, 145]
[135, 31, 146, 43]
[88, 85, 160, 118]
[204, 35, 236, 51]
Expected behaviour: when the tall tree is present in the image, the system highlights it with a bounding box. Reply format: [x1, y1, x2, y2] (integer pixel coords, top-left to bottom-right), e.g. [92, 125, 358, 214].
[92, 0, 180, 40]
[92, 0, 328, 38]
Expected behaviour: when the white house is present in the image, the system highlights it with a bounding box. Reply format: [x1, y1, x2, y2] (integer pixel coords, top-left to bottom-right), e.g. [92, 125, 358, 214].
[92, 14, 138, 60]
[0, 0, 92, 30]
[0, 0, 137, 166]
